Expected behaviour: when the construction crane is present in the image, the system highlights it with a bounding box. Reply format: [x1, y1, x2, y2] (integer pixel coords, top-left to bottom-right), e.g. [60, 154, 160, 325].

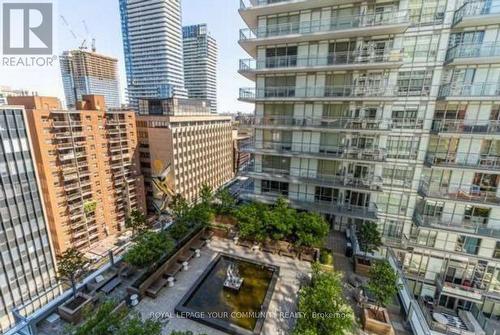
[59, 16, 96, 52]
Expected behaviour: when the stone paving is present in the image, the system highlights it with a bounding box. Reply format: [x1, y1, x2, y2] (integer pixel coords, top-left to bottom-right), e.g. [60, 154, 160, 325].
[135, 237, 312, 335]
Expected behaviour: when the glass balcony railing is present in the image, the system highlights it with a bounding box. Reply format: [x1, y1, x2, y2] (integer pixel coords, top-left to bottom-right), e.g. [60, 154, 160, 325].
[244, 116, 424, 130]
[438, 82, 500, 97]
[425, 152, 500, 170]
[238, 185, 379, 220]
[239, 85, 399, 100]
[239, 11, 409, 41]
[239, 164, 383, 191]
[419, 180, 500, 206]
[431, 119, 500, 134]
[240, 0, 295, 9]
[239, 50, 402, 72]
[413, 211, 500, 238]
[445, 42, 500, 62]
[241, 140, 389, 161]
[453, 0, 500, 25]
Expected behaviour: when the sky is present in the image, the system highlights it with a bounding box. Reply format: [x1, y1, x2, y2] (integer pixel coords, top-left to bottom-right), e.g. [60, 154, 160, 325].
[0, 0, 254, 113]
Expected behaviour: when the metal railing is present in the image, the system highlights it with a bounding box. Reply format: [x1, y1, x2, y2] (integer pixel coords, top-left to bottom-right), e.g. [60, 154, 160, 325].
[453, 0, 500, 25]
[446, 42, 500, 62]
[425, 152, 500, 170]
[413, 212, 500, 238]
[241, 140, 389, 161]
[239, 49, 402, 71]
[240, 163, 383, 191]
[431, 119, 500, 134]
[239, 85, 399, 100]
[436, 273, 486, 296]
[419, 180, 500, 205]
[238, 185, 379, 220]
[239, 11, 409, 41]
[244, 116, 425, 130]
[438, 82, 500, 97]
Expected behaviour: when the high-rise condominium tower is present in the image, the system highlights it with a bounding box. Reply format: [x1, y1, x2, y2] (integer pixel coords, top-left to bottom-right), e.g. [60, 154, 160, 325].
[9, 95, 146, 255]
[182, 24, 218, 112]
[60, 50, 121, 108]
[0, 106, 58, 332]
[119, 0, 188, 108]
[239, 0, 500, 331]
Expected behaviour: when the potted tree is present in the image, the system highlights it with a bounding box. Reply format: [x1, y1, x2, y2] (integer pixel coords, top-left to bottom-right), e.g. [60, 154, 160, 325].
[57, 248, 93, 323]
[125, 209, 147, 237]
[362, 260, 399, 335]
[294, 212, 329, 262]
[355, 222, 382, 275]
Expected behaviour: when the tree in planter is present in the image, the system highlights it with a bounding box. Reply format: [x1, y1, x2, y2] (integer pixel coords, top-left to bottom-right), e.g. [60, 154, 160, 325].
[293, 263, 355, 335]
[199, 183, 213, 207]
[366, 260, 400, 318]
[357, 222, 382, 260]
[263, 197, 296, 241]
[123, 231, 174, 269]
[235, 202, 267, 242]
[170, 194, 189, 219]
[214, 188, 236, 216]
[294, 212, 329, 250]
[125, 209, 147, 236]
[58, 248, 88, 298]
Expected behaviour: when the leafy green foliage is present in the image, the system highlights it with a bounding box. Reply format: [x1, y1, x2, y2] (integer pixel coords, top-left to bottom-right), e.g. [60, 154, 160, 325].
[293, 263, 355, 335]
[123, 231, 174, 268]
[83, 200, 97, 215]
[319, 249, 333, 266]
[357, 222, 382, 258]
[199, 183, 213, 206]
[125, 209, 147, 236]
[69, 300, 162, 335]
[294, 212, 329, 248]
[367, 261, 400, 311]
[57, 248, 88, 297]
[214, 188, 236, 215]
[263, 197, 296, 240]
[170, 194, 189, 219]
[234, 202, 267, 241]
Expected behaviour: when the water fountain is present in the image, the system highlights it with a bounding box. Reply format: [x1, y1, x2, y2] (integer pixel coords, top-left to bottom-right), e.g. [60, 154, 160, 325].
[224, 262, 244, 290]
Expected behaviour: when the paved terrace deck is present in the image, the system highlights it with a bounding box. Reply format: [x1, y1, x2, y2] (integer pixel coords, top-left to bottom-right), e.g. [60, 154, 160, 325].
[135, 237, 312, 335]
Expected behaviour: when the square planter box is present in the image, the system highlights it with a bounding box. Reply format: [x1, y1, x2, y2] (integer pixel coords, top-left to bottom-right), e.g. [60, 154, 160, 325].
[362, 307, 395, 335]
[58, 293, 94, 324]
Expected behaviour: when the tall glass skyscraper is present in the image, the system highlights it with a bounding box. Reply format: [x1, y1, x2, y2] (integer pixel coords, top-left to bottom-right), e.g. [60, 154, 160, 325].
[119, 0, 188, 109]
[0, 106, 58, 332]
[183, 24, 218, 113]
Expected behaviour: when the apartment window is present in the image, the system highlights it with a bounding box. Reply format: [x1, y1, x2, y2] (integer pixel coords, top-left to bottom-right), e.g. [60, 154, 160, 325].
[397, 70, 433, 96]
[456, 235, 481, 255]
[387, 136, 419, 159]
[494, 242, 500, 259]
[403, 34, 440, 62]
[261, 180, 288, 195]
[266, 14, 299, 36]
[264, 76, 295, 97]
[263, 104, 294, 118]
[323, 104, 349, 118]
[265, 46, 297, 68]
[315, 186, 339, 203]
[262, 155, 290, 172]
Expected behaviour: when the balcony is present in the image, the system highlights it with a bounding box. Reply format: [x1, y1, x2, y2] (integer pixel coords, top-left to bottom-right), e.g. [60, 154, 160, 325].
[246, 116, 424, 132]
[436, 274, 484, 303]
[241, 141, 387, 162]
[418, 180, 500, 206]
[238, 49, 403, 80]
[425, 152, 500, 172]
[445, 42, 500, 65]
[413, 212, 500, 238]
[239, 85, 398, 102]
[438, 82, 500, 100]
[239, 11, 409, 54]
[453, 0, 500, 27]
[240, 164, 383, 192]
[431, 119, 500, 136]
[239, 187, 378, 221]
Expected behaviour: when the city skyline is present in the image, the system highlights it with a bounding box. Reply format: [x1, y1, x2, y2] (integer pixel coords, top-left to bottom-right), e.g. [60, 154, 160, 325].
[0, 0, 253, 113]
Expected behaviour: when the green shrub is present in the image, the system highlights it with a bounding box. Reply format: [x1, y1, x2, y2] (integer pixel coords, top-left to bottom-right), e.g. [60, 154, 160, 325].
[319, 249, 333, 266]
